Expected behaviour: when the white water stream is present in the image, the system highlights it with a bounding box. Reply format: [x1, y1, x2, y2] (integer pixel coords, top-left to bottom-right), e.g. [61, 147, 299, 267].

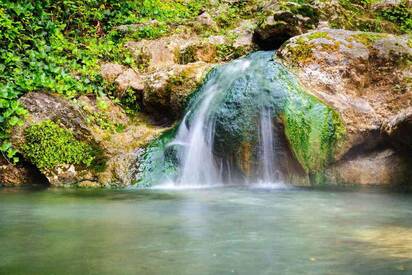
[168, 56, 281, 186]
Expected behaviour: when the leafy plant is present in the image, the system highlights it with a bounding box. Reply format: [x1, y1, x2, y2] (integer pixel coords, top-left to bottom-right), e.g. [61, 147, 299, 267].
[378, 2, 412, 33]
[0, 0, 206, 163]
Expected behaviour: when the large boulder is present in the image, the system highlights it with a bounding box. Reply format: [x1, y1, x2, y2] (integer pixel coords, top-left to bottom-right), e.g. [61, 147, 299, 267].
[325, 149, 412, 185]
[11, 92, 163, 187]
[278, 29, 412, 185]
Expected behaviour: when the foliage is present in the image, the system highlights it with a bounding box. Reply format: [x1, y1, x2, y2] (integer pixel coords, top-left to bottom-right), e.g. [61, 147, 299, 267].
[378, 2, 412, 33]
[332, 0, 411, 33]
[21, 120, 95, 169]
[283, 85, 345, 175]
[0, 0, 206, 162]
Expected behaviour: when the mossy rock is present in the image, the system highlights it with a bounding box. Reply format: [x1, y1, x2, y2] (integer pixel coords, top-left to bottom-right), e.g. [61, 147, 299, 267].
[21, 120, 96, 170]
[137, 52, 346, 185]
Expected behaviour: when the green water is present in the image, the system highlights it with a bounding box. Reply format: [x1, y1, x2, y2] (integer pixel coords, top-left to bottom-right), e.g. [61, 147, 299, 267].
[1, 186, 412, 275]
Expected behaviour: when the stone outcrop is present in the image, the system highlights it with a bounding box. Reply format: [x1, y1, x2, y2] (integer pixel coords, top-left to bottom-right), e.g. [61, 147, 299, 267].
[278, 29, 412, 185]
[100, 26, 255, 122]
[325, 149, 412, 185]
[10, 92, 164, 187]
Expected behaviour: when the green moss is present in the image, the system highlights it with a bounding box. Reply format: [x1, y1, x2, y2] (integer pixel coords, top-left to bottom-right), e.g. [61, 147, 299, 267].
[22, 120, 95, 170]
[407, 38, 412, 48]
[306, 31, 331, 40]
[281, 74, 346, 174]
[286, 37, 314, 63]
[351, 32, 388, 46]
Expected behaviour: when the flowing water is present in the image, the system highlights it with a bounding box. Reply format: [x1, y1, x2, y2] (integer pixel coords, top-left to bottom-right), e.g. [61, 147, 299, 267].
[139, 53, 282, 186]
[170, 53, 280, 186]
[1, 186, 412, 274]
[171, 58, 253, 185]
[137, 51, 343, 187]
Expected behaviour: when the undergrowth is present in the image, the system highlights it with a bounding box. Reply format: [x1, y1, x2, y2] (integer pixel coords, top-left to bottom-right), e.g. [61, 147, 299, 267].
[0, 0, 207, 162]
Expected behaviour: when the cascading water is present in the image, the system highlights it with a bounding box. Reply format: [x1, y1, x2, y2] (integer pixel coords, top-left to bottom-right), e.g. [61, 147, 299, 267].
[170, 59, 253, 185]
[258, 107, 278, 183]
[136, 51, 344, 187]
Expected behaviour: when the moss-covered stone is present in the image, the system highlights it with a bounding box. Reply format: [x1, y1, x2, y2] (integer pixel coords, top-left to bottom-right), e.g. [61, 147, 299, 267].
[283, 37, 315, 63]
[276, 65, 346, 175]
[22, 120, 95, 170]
[137, 51, 346, 186]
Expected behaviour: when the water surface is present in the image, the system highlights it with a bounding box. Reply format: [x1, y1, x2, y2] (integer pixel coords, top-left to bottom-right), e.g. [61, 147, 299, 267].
[1, 186, 412, 274]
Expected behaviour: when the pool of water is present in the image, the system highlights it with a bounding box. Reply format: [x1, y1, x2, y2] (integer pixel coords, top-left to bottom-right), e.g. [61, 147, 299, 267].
[1, 185, 412, 274]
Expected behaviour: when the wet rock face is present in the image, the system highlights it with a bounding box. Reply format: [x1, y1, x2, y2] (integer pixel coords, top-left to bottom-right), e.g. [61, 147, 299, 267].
[278, 29, 412, 185]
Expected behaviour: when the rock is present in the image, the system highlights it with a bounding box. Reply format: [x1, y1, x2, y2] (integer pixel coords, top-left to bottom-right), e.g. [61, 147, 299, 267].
[372, 0, 412, 11]
[11, 92, 163, 187]
[382, 107, 412, 150]
[100, 63, 126, 82]
[254, 3, 320, 49]
[325, 149, 412, 185]
[231, 20, 256, 49]
[278, 29, 412, 185]
[0, 156, 47, 186]
[143, 62, 213, 120]
[115, 68, 145, 95]
[14, 92, 93, 144]
[125, 35, 185, 69]
[197, 12, 218, 30]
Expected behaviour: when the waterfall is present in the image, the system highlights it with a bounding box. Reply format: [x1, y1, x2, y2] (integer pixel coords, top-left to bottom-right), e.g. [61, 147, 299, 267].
[138, 51, 305, 187]
[170, 59, 252, 185]
[137, 51, 343, 187]
[258, 107, 278, 183]
[165, 52, 286, 186]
